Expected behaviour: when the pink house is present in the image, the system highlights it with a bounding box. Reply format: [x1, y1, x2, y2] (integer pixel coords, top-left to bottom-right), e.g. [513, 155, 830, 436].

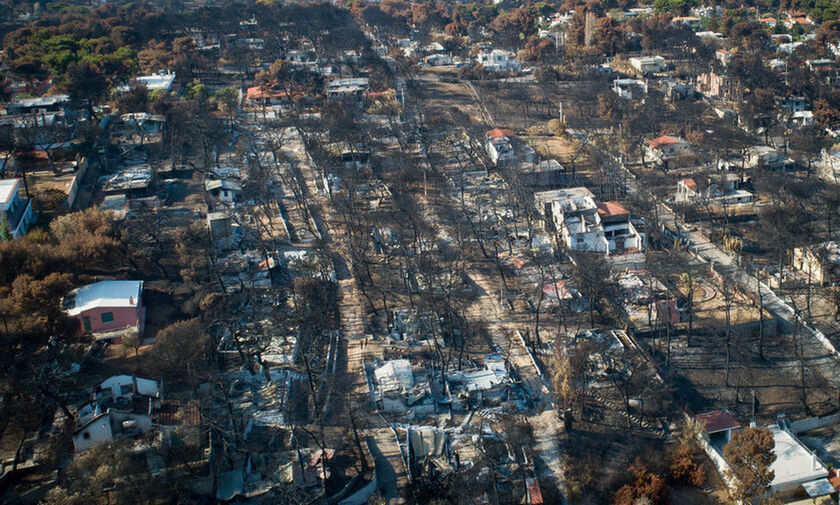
[63, 280, 145, 340]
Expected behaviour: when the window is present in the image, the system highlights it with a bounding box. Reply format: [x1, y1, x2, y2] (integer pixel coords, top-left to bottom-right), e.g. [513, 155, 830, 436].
[120, 384, 132, 395]
[83, 432, 90, 440]
[101, 312, 114, 323]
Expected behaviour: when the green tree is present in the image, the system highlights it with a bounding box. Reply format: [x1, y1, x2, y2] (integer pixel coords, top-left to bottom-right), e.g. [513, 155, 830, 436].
[213, 86, 240, 131]
[185, 80, 207, 101]
[0, 216, 12, 242]
[63, 62, 108, 118]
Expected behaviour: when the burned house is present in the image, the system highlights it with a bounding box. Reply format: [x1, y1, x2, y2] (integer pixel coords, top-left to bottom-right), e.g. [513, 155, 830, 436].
[72, 375, 163, 452]
[485, 128, 517, 166]
[792, 241, 840, 285]
[207, 211, 235, 248]
[101, 164, 156, 199]
[369, 359, 421, 413]
[205, 179, 242, 207]
[519, 159, 568, 188]
[676, 174, 754, 206]
[446, 355, 520, 411]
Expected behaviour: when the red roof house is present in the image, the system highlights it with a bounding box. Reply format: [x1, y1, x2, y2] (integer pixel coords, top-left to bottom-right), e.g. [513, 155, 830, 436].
[597, 201, 631, 218]
[679, 177, 698, 190]
[245, 81, 302, 105]
[697, 410, 741, 434]
[647, 135, 679, 149]
[486, 128, 516, 139]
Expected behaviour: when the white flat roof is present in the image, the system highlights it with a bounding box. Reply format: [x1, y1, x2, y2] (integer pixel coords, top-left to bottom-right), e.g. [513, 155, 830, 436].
[65, 280, 143, 316]
[374, 359, 413, 392]
[769, 426, 828, 490]
[12, 95, 69, 107]
[0, 179, 19, 204]
[136, 72, 175, 90]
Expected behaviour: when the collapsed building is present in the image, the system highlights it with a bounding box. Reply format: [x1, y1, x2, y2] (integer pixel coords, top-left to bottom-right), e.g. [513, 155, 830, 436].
[367, 355, 525, 416]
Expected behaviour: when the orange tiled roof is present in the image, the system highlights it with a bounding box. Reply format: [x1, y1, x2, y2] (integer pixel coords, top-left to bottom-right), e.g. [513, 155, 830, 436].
[647, 135, 679, 148]
[486, 128, 516, 139]
[246, 81, 300, 100]
[680, 178, 697, 190]
[597, 200, 630, 217]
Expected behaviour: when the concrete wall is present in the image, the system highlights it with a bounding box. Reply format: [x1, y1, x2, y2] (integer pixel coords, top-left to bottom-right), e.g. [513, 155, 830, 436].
[790, 414, 840, 434]
[73, 416, 113, 452]
[66, 175, 79, 209]
[97, 375, 160, 401]
[697, 430, 739, 494]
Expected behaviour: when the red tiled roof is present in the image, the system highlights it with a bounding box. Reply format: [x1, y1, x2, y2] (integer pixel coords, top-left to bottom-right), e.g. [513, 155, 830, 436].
[246, 81, 300, 100]
[247, 86, 290, 100]
[526, 478, 544, 505]
[680, 178, 697, 190]
[486, 128, 516, 139]
[697, 410, 740, 434]
[597, 200, 630, 217]
[789, 16, 812, 25]
[647, 135, 679, 148]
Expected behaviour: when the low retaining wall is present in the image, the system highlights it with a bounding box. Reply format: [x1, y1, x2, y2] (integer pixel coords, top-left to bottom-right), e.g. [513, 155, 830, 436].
[790, 413, 840, 434]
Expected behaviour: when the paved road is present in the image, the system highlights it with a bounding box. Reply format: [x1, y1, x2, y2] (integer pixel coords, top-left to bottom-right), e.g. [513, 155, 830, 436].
[367, 429, 408, 505]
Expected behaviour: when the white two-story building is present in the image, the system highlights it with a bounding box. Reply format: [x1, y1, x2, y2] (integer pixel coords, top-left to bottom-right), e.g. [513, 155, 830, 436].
[0, 179, 34, 238]
[476, 50, 521, 72]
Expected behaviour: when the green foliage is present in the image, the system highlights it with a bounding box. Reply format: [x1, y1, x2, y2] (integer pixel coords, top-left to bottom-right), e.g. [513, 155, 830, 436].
[4, 24, 137, 78]
[185, 80, 208, 100]
[45, 2, 90, 14]
[0, 216, 12, 242]
[213, 86, 240, 114]
[653, 0, 699, 15]
[148, 88, 167, 101]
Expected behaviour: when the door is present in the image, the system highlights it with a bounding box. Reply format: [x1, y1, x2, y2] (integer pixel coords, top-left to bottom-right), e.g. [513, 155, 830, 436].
[82, 316, 91, 332]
